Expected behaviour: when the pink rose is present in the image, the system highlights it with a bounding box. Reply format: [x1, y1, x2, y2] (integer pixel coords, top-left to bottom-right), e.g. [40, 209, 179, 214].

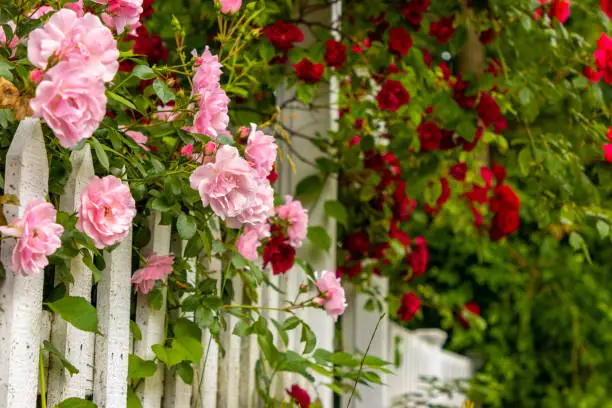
[28, 9, 119, 82]
[0, 21, 19, 56]
[189, 87, 231, 139]
[0, 199, 64, 276]
[314, 271, 347, 321]
[276, 195, 308, 248]
[156, 104, 178, 121]
[76, 176, 136, 249]
[93, 0, 143, 34]
[28, 5, 55, 19]
[192, 47, 223, 95]
[64, 0, 85, 17]
[30, 61, 107, 148]
[131, 253, 174, 294]
[237, 223, 271, 261]
[226, 181, 274, 228]
[219, 0, 242, 14]
[245, 124, 277, 179]
[119, 126, 149, 150]
[189, 145, 258, 221]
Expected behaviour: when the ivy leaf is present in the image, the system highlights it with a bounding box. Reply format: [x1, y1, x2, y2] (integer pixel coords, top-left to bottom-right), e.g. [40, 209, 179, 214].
[307, 226, 331, 250]
[128, 354, 157, 380]
[47, 296, 98, 333]
[91, 139, 110, 170]
[52, 398, 97, 408]
[132, 65, 156, 80]
[177, 213, 197, 240]
[153, 78, 175, 104]
[324, 200, 348, 228]
[43, 340, 79, 376]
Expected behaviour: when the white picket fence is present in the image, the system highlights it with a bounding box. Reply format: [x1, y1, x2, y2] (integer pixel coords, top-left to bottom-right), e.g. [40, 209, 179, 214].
[0, 113, 471, 408]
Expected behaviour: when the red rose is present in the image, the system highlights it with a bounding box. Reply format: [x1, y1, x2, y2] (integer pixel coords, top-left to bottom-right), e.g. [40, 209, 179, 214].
[265, 20, 304, 52]
[294, 58, 325, 84]
[583, 66, 603, 83]
[371, 242, 391, 265]
[490, 185, 520, 212]
[417, 121, 442, 152]
[450, 162, 468, 181]
[140, 0, 155, 20]
[402, 0, 430, 28]
[422, 48, 432, 67]
[486, 59, 503, 77]
[458, 302, 481, 328]
[440, 129, 459, 151]
[129, 26, 168, 65]
[368, 16, 389, 43]
[603, 0, 612, 19]
[490, 208, 520, 241]
[429, 16, 455, 43]
[595, 33, 612, 84]
[604, 144, 612, 163]
[394, 180, 417, 222]
[476, 92, 504, 130]
[479, 28, 495, 45]
[377, 80, 410, 112]
[337, 260, 362, 279]
[408, 236, 428, 277]
[461, 126, 483, 152]
[425, 178, 450, 215]
[438, 62, 452, 81]
[324, 39, 347, 69]
[267, 166, 278, 184]
[388, 27, 412, 56]
[263, 235, 296, 275]
[453, 74, 477, 108]
[397, 292, 421, 322]
[344, 231, 371, 255]
[286, 384, 311, 408]
[390, 221, 411, 247]
[546, 0, 570, 23]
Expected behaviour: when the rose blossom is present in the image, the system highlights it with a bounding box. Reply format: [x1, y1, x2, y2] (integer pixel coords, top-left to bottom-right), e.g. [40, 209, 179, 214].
[226, 180, 274, 228]
[377, 79, 410, 112]
[219, 0, 242, 14]
[263, 233, 296, 275]
[397, 292, 421, 321]
[286, 384, 311, 408]
[429, 16, 455, 43]
[192, 47, 223, 95]
[265, 20, 304, 52]
[189, 145, 258, 221]
[76, 176, 137, 249]
[93, 0, 143, 34]
[0, 199, 64, 276]
[0, 21, 19, 55]
[458, 301, 481, 328]
[276, 195, 308, 248]
[604, 0, 612, 19]
[245, 124, 277, 179]
[119, 125, 149, 150]
[190, 87, 231, 138]
[237, 223, 271, 261]
[30, 61, 107, 148]
[28, 9, 119, 82]
[324, 39, 347, 69]
[595, 33, 612, 84]
[294, 58, 325, 84]
[314, 271, 347, 321]
[131, 253, 174, 294]
[388, 27, 412, 56]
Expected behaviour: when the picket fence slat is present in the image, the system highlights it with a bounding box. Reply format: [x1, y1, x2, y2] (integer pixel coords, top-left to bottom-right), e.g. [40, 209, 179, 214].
[94, 229, 132, 407]
[260, 275, 284, 399]
[217, 276, 243, 408]
[162, 238, 194, 408]
[48, 144, 96, 405]
[135, 211, 172, 408]
[239, 285, 260, 408]
[0, 118, 49, 408]
[40, 310, 53, 393]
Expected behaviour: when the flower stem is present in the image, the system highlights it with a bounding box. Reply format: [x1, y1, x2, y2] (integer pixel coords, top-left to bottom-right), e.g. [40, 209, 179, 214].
[39, 347, 47, 408]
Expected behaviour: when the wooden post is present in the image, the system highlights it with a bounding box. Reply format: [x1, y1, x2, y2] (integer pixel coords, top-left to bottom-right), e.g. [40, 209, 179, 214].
[134, 212, 171, 408]
[48, 144, 96, 405]
[0, 118, 49, 408]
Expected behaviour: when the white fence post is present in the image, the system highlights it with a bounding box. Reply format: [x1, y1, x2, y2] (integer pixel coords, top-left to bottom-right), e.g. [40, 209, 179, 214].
[343, 276, 390, 408]
[93, 229, 132, 407]
[134, 211, 171, 408]
[0, 118, 49, 408]
[162, 237, 194, 408]
[48, 144, 96, 405]
[217, 277, 243, 408]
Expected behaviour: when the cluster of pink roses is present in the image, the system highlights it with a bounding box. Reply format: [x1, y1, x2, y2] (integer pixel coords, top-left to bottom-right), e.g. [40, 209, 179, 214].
[28, 8, 119, 148]
[0, 175, 135, 276]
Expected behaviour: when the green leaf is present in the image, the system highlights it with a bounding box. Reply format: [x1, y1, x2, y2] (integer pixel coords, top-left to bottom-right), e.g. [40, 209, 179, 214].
[295, 175, 322, 198]
[177, 361, 194, 385]
[300, 324, 316, 354]
[569, 232, 584, 251]
[130, 320, 142, 341]
[53, 398, 97, 408]
[91, 139, 110, 170]
[127, 387, 142, 408]
[329, 351, 360, 367]
[153, 78, 175, 104]
[43, 340, 79, 376]
[0, 58, 13, 81]
[47, 296, 98, 333]
[597, 220, 610, 240]
[324, 200, 348, 227]
[177, 213, 197, 240]
[184, 233, 203, 258]
[307, 226, 331, 250]
[233, 320, 252, 337]
[132, 65, 156, 80]
[128, 354, 157, 379]
[282, 316, 301, 331]
[0, 5, 20, 25]
[296, 82, 315, 104]
[195, 307, 215, 329]
[107, 91, 137, 110]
